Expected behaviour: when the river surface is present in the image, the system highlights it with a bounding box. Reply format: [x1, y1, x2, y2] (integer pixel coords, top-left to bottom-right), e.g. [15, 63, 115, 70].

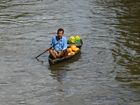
[0, 0, 140, 105]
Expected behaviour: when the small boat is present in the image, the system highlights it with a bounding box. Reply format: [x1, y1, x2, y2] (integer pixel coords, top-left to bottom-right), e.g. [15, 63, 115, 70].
[48, 40, 83, 65]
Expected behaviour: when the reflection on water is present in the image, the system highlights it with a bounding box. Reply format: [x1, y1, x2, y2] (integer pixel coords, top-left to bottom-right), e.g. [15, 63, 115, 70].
[48, 53, 81, 82]
[49, 65, 67, 83]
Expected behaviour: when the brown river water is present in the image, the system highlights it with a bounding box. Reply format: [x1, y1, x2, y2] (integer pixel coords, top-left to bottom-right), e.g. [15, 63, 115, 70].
[0, 0, 140, 105]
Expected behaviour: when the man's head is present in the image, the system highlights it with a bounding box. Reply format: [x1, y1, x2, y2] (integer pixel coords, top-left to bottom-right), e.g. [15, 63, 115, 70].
[57, 28, 64, 39]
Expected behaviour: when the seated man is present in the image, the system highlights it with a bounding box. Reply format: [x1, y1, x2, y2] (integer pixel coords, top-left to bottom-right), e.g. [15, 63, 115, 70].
[49, 28, 68, 59]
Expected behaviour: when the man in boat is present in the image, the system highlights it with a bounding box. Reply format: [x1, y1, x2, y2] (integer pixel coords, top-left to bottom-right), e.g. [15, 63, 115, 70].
[49, 28, 68, 59]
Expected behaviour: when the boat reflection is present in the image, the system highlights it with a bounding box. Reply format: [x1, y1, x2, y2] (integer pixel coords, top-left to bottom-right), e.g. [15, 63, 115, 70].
[48, 53, 81, 82]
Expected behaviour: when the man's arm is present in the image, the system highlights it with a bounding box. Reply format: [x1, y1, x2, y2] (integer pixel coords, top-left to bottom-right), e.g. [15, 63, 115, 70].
[50, 36, 56, 48]
[62, 37, 68, 50]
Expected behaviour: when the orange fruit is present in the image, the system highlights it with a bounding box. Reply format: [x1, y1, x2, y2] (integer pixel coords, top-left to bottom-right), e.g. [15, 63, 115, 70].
[67, 48, 72, 53]
[70, 45, 77, 50]
[75, 47, 80, 52]
[72, 47, 79, 52]
[70, 52, 75, 55]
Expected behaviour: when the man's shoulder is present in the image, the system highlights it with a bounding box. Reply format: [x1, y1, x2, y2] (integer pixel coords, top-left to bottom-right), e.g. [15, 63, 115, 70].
[52, 35, 57, 39]
[62, 36, 67, 40]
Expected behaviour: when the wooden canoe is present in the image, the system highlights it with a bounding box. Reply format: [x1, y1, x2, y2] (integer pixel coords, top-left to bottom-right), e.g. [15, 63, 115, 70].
[48, 40, 83, 65]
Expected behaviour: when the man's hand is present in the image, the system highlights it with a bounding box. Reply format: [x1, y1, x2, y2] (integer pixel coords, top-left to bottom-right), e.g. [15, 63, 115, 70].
[44, 47, 51, 52]
[56, 51, 63, 57]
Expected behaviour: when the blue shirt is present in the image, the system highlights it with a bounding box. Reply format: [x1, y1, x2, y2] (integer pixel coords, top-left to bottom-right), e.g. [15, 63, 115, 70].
[51, 35, 68, 52]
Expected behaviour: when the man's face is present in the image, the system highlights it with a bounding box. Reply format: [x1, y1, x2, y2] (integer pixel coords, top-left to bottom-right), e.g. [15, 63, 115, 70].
[57, 31, 64, 39]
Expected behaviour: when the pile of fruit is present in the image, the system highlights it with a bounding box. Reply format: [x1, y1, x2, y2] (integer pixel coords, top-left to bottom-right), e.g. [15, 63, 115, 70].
[68, 35, 81, 44]
[67, 45, 80, 55]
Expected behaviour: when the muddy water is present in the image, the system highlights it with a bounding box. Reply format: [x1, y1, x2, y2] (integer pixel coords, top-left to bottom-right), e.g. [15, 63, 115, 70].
[0, 0, 140, 105]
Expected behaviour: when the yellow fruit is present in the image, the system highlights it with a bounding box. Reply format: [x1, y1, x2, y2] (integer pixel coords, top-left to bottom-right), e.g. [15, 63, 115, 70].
[70, 36, 75, 40]
[71, 39, 75, 43]
[69, 36, 76, 43]
[75, 35, 80, 41]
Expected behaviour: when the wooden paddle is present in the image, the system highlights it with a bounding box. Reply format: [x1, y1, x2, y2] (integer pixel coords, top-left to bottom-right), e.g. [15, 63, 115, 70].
[35, 47, 51, 61]
[35, 32, 56, 60]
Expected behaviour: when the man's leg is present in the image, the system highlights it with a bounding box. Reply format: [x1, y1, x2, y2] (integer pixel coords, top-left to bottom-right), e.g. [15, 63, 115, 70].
[58, 50, 68, 58]
[49, 49, 57, 59]
[63, 49, 68, 56]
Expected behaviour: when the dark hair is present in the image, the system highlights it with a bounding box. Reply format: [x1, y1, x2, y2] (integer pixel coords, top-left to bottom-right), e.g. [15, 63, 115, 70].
[57, 28, 64, 34]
